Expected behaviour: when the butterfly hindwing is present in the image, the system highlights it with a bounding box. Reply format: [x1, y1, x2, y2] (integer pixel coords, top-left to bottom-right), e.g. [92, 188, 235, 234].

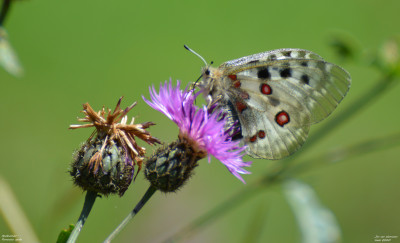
[232, 76, 312, 127]
[226, 87, 310, 159]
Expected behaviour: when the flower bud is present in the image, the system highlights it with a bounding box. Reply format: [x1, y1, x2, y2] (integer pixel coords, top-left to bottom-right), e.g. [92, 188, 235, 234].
[382, 36, 400, 74]
[144, 139, 205, 192]
[329, 34, 360, 61]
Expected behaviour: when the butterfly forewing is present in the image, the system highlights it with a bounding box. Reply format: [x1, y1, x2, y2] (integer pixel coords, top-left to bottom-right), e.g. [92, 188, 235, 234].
[227, 59, 351, 124]
[199, 48, 351, 160]
[220, 48, 325, 68]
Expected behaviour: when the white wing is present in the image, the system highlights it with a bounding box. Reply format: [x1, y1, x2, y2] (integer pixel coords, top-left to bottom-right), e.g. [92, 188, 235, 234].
[217, 49, 351, 159]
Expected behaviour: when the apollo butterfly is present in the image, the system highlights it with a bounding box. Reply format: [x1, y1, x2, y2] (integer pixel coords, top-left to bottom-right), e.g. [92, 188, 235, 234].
[185, 46, 351, 160]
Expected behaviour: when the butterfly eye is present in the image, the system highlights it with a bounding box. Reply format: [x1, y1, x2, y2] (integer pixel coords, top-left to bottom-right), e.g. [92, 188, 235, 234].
[204, 69, 210, 76]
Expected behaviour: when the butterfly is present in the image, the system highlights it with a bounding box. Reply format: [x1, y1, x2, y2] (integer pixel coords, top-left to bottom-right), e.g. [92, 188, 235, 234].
[187, 47, 351, 160]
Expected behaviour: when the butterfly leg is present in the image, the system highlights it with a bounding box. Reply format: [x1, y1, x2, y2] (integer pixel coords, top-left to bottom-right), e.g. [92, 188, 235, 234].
[206, 94, 224, 110]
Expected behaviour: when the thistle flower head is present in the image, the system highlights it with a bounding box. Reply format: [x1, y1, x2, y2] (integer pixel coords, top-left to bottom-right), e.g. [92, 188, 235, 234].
[69, 97, 160, 196]
[142, 80, 251, 190]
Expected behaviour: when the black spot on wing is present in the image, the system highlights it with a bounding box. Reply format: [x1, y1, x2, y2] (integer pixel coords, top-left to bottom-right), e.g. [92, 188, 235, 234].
[248, 60, 259, 64]
[282, 51, 291, 57]
[269, 54, 277, 61]
[257, 68, 271, 79]
[269, 97, 280, 106]
[301, 74, 310, 84]
[280, 68, 292, 78]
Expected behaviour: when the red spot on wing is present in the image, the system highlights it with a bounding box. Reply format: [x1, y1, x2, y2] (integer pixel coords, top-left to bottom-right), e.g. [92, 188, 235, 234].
[233, 81, 241, 88]
[249, 135, 257, 143]
[258, 130, 266, 138]
[228, 74, 237, 81]
[260, 84, 272, 95]
[236, 101, 247, 113]
[275, 111, 290, 127]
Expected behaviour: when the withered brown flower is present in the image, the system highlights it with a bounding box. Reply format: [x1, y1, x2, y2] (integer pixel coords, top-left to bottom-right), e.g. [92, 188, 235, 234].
[69, 97, 160, 196]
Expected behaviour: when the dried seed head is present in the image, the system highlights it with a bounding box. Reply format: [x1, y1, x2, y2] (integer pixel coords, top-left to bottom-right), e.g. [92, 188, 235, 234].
[69, 97, 160, 196]
[70, 134, 134, 196]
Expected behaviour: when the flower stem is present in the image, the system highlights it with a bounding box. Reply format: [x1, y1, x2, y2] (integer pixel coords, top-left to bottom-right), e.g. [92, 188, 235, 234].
[103, 185, 157, 243]
[66, 190, 98, 243]
[165, 185, 264, 243]
[286, 131, 400, 177]
[0, 0, 12, 26]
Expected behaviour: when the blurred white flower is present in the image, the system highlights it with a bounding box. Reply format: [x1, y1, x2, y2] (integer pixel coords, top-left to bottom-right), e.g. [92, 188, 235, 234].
[0, 27, 23, 77]
[284, 179, 341, 243]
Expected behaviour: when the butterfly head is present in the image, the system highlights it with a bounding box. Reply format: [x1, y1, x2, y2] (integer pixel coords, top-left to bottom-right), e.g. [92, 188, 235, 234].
[183, 45, 225, 102]
[200, 65, 223, 83]
[200, 65, 222, 86]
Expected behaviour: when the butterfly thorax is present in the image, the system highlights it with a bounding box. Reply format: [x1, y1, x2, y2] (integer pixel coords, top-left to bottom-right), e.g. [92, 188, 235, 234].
[199, 66, 232, 106]
[198, 66, 244, 142]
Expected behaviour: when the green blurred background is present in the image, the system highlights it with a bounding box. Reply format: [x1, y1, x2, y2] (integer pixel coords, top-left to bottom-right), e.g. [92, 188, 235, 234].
[0, 0, 399, 242]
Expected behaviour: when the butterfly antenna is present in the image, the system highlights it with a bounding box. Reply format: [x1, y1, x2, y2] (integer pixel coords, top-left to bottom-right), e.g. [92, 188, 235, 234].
[184, 44, 208, 66]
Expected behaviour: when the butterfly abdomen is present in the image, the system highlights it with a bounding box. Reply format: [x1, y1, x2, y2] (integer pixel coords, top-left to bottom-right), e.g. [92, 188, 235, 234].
[224, 100, 243, 141]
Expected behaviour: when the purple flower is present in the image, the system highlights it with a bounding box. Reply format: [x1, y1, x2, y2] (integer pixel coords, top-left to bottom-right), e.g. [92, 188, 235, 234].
[143, 79, 252, 183]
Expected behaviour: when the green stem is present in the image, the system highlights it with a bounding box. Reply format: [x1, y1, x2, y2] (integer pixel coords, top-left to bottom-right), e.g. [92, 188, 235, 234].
[0, 0, 12, 26]
[166, 73, 398, 242]
[165, 184, 264, 243]
[103, 185, 157, 243]
[67, 190, 98, 243]
[286, 132, 400, 177]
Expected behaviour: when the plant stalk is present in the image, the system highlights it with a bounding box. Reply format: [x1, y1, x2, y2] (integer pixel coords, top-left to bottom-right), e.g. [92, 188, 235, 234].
[103, 185, 157, 243]
[0, 0, 12, 26]
[67, 190, 98, 243]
